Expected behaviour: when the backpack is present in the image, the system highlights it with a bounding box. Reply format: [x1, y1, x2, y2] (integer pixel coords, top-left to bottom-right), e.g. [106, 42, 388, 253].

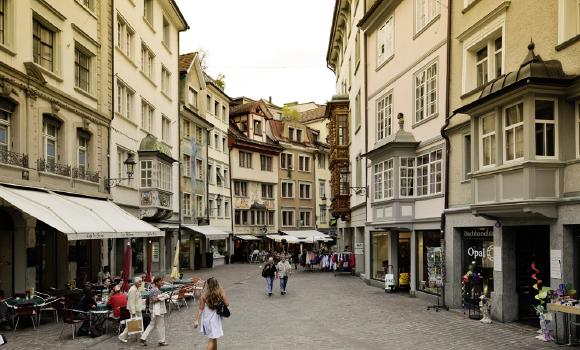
[261, 264, 271, 278]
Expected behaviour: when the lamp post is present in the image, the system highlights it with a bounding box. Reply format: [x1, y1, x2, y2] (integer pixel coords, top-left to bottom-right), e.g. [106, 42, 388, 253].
[105, 153, 137, 189]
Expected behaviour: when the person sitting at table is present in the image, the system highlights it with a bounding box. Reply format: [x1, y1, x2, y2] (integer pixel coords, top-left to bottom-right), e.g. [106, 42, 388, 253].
[0, 290, 10, 331]
[107, 285, 127, 318]
[76, 286, 97, 336]
[102, 277, 112, 290]
[98, 266, 111, 282]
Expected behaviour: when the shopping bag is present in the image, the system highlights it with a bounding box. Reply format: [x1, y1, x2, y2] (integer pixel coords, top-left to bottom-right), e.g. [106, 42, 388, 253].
[126, 317, 144, 335]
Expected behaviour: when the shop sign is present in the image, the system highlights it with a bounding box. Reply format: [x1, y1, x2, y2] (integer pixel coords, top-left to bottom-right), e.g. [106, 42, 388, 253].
[466, 245, 494, 262]
[463, 227, 493, 239]
[355, 243, 364, 249]
[152, 242, 160, 263]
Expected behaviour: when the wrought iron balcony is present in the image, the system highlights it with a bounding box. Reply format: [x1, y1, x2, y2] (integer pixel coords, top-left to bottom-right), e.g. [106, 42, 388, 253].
[0, 149, 28, 168]
[37, 158, 71, 177]
[72, 167, 100, 183]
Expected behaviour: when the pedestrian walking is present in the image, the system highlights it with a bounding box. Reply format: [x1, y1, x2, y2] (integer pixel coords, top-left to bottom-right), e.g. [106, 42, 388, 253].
[119, 277, 145, 343]
[261, 257, 277, 296]
[194, 277, 229, 350]
[140, 276, 169, 346]
[276, 255, 292, 295]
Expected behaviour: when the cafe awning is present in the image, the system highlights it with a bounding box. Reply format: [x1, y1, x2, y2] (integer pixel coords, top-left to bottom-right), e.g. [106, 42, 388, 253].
[266, 234, 300, 243]
[0, 185, 162, 240]
[235, 235, 261, 241]
[182, 224, 229, 240]
[281, 230, 333, 242]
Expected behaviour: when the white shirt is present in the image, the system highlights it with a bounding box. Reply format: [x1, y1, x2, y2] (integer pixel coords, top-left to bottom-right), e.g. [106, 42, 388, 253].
[276, 261, 292, 277]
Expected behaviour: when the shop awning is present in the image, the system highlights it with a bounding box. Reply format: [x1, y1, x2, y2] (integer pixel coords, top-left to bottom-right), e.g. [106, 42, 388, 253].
[281, 230, 333, 242]
[0, 185, 162, 240]
[235, 235, 261, 241]
[266, 234, 300, 243]
[182, 224, 229, 240]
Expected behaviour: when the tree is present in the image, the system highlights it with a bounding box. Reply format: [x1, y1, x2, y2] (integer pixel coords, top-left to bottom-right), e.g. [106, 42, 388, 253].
[215, 73, 226, 90]
[198, 48, 209, 71]
[281, 106, 301, 122]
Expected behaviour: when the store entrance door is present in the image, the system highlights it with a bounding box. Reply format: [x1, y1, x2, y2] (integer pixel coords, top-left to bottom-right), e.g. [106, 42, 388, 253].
[398, 232, 411, 291]
[515, 226, 549, 324]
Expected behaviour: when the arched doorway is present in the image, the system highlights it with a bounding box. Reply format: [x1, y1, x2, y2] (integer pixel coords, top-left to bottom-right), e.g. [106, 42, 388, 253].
[0, 209, 14, 296]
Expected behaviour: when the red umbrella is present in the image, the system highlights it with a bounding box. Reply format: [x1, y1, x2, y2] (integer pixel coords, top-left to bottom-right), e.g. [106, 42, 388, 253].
[145, 240, 153, 283]
[122, 242, 132, 292]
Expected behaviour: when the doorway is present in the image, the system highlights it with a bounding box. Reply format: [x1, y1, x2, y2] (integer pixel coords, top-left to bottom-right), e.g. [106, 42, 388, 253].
[0, 209, 14, 296]
[515, 226, 550, 324]
[398, 232, 411, 290]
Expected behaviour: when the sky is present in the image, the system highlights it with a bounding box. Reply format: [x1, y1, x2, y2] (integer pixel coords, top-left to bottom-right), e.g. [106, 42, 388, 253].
[176, 0, 336, 107]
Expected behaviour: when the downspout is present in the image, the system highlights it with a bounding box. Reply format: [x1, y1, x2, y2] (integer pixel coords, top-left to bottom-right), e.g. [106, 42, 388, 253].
[177, 35, 181, 244]
[440, 0, 453, 308]
[108, 0, 114, 195]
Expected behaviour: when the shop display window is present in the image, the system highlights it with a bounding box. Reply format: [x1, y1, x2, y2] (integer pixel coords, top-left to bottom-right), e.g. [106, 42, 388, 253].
[417, 230, 442, 295]
[462, 228, 494, 303]
[371, 232, 390, 280]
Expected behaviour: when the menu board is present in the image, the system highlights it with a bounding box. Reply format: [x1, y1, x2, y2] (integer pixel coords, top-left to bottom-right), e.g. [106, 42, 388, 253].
[427, 247, 443, 288]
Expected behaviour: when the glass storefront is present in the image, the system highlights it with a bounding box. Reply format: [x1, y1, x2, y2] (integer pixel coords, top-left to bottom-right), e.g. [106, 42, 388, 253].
[417, 230, 442, 295]
[462, 228, 494, 301]
[371, 232, 390, 280]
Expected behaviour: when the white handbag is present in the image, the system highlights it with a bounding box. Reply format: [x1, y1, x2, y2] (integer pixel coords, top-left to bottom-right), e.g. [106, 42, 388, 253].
[125, 317, 144, 335]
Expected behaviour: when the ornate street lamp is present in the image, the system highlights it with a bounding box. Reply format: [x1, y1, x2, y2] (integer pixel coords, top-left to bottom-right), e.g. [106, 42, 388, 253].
[106, 153, 137, 189]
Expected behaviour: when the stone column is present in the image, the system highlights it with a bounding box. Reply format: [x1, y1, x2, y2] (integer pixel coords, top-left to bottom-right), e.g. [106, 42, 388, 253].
[491, 226, 518, 322]
[444, 225, 462, 308]
[410, 230, 417, 296]
[389, 232, 398, 287]
[18, 216, 36, 292]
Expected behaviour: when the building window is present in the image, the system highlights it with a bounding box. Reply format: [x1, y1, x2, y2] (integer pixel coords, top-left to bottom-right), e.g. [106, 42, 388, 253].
[188, 87, 197, 107]
[558, 0, 580, 43]
[223, 169, 229, 187]
[195, 159, 203, 180]
[281, 153, 293, 169]
[77, 132, 89, 171]
[577, 103, 580, 157]
[161, 115, 170, 142]
[234, 181, 247, 196]
[74, 47, 91, 93]
[43, 117, 59, 163]
[319, 180, 326, 199]
[239, 151, 252, 168]
[319, 205, 327, 224]
[162, 16, 170, 47]
[224, 201, 230, 218]
[182, 193, 191, 217]
[400, 157, 415, 197]
[414, 62, 437, 123]
[471, 36, 503, 90]
[480, 114, 496, 167]
[141, 43, 155, 78]
[418, 150, 442, 196]
[339, 167, 350, 195]
[214, 133, 220, 151]
[318, 154, 326, 169]
[117, 15, 135, 59]
[338, 114, 348, 145]
[298, 155, 311, 172]
[183, 154, 191, 177]
[288, 127, 295, 141]
[116, 80, 134, 120]
[214, 101, 219, 117]
[206, 95, 212, 114]
[140, 160, 152, 187]
[416, 0, 440, 33]
[355, 30, 360, 68]
[222, 137, 227, 153]
[144, 0, 153, 24]
[261, 184, 274, 199]
[535, 99, 556, 158]
[355, 91, 361, 129]
[299, 183, 311, 199]
[0, 108, 10, 152]
[464, 134, 472, 178]
[282, 210, 295, 227]
[33, 18, 55, 72]
[141, 100, 154, 131]
[216, 166, 223, 186]
[260, 155, 272, 171]
[299, 210, 311, 227]
[0, 0, 5, 45]
[377, 16, 394, 67]
[355, 156, 362, 187]
[208, 199, 214, 217]
[161, 66, 171, 95]
[234, 210, 247, 225]
[196, 195, 203, 217]
[373, 159, 393, 200]
[183, 120, 191, 139]
[377, 92, 393, 141]
[504, 102, 524, 162]
[281, 181, 294, 198]
[254, 119, 262, 136]
[296, 129, 303, 142]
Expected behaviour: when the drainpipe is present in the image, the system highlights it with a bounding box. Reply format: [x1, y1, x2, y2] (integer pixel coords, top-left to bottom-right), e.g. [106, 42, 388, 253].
[107, 0, 115, 270]
[439, 0, 454, 308]
[227, 129, 234, 260]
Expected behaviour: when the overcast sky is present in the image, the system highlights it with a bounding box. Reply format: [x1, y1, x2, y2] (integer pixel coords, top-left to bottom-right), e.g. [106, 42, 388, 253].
[176, 0, 336, 107]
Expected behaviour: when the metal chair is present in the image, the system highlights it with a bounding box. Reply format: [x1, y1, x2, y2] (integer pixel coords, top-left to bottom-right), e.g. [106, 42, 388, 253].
[59, 308, 86, 340]
[170, 287, 188, 310]
[13, 303, 37, 332]
[37, 297, 62, 324]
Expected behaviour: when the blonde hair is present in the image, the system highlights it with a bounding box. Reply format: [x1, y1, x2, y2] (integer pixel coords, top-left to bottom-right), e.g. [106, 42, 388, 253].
[203, 277, 224, 310]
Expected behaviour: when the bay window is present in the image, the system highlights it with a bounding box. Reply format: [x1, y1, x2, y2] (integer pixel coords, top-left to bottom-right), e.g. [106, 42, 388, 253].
[373, 162, 384, 200]
[338, 114, 348, 145]
[140, 160, 152, 187]
[504, 103, 524, 162]
[377, 92, 393, 141]
[480, 114, 496, 167]
[400, 157, 415, 197]
[416, 154, 429, 196]
[535, 99, 556, 158]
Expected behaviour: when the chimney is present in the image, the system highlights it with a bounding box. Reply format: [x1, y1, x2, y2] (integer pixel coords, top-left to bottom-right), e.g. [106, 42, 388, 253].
[269, 96, 272, 103]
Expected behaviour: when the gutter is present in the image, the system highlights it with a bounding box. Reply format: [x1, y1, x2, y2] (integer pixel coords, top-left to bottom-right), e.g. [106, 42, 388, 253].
[363, 0, 369, 213]
[178, 32, 182, 242]
[108, 0, 114, 196]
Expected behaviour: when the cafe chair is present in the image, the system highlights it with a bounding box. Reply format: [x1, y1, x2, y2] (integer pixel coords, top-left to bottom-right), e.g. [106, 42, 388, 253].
[13, 303, 37, 332]
[113, 306, 131, 335]
[59, 308, 86, 340]
[170, 287, 188, 310]
[38, 297, 62, 325]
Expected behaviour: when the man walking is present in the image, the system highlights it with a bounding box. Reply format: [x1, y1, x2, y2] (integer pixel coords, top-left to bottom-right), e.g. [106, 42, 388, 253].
[276, 255, 292, 295]
[262, 257, 277, 297]
[119, 277, 144, 343]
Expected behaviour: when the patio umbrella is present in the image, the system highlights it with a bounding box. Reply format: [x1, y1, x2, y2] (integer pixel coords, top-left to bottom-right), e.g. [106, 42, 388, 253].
[145, 240, 153, 283]
[122, 242, 132, 292]
[170, 240, 180, 280]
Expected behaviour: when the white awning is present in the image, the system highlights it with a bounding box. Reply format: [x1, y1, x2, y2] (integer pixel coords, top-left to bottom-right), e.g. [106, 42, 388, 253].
[0, 185, 162, 240]
[281, 230, 333, 242]
[235, 235, 261, 241]
[182, 224, 229, 240]
[266, 234, 300, 243]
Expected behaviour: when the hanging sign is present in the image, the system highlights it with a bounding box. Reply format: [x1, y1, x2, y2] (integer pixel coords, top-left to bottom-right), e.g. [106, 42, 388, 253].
[152, 242, 160, 263]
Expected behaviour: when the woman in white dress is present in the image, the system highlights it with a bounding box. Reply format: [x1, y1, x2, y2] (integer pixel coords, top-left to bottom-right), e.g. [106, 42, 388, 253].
[194, 278, 229, 350]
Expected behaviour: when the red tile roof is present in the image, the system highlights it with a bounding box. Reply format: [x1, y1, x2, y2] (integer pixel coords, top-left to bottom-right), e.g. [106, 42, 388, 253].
[178, 52, 197, 73]
[299, 105, 326, 123]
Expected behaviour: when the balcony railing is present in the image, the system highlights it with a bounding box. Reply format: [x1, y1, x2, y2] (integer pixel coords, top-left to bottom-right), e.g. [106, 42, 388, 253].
[0, 149, 28, 168]
[37, 158, 71, 177]
[72, 167, 100, 183]
[140, 188, 173, 209]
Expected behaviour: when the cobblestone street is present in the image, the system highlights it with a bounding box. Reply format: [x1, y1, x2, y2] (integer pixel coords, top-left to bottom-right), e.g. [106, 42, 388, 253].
[3, 264, 555, 350]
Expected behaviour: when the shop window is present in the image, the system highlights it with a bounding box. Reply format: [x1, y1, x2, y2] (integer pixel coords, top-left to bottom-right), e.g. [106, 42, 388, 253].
[480, 114, 496, 167]
[462, 228, 494, 301]
[377, 92, 393, 141]
[504, 102, 524, 162]
[371, 232, 390, 280]
[417, 231, 443, 295]
[535, 99, 557, 158]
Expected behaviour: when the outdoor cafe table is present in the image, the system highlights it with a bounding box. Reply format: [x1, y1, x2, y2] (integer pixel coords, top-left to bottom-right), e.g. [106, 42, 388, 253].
[5, 296, 45, 309]
[91, 302, 110, 333]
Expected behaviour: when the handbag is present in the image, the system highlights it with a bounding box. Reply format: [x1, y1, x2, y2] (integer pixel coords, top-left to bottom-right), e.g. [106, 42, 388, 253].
[126, 316, 144, 335]
[216, 299, 230, 318]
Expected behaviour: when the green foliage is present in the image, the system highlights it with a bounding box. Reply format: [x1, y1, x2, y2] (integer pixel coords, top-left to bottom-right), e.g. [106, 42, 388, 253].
[215, 73, 226, 90]
[281, 106, 301, 122]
